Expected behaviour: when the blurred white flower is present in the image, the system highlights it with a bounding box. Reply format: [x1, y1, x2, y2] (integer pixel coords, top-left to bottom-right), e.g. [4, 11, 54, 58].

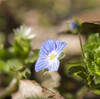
[14, 25, 36, 40]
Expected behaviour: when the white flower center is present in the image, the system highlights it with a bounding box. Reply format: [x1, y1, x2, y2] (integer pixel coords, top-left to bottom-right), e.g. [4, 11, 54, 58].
[48, 51, 57, 60]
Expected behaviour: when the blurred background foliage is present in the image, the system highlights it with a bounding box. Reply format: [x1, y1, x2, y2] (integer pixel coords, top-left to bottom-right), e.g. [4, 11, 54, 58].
[0, 0, 100, 29]
[0, 0, 100, 45]
[1, 0, 100, 99]
[6, 0, 100, 25]
[0, 0, 100, 48]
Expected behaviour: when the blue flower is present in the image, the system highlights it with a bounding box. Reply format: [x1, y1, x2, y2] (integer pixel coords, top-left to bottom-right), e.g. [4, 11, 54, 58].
[35, 40, 67, 72]
[67, 20, 80, 34]
[68, 21, 79, 30]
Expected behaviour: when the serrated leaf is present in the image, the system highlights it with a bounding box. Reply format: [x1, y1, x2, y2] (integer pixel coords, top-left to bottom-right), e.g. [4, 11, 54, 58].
[83, 33, 100, 76]
[87, 74, 92, 87]
[94, 75, 100, 84]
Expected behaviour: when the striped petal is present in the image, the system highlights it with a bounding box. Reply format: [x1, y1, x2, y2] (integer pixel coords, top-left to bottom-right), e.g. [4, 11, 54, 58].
[55, 40, 67, 55]
[39, 40, 55, 56]
[35, 56, 48, 72]
[47, 58, 60, 71]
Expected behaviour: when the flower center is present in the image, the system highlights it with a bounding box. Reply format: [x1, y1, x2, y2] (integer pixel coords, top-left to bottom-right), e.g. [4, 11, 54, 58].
[48, 51, 56, 60]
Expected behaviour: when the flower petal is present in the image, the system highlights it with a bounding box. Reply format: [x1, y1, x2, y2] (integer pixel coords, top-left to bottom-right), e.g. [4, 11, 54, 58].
[55, 40, 67, 54]
[27, 34, 36, 39]
[24, 27, 31, 36]
[35, 56, 48, 72]
[47, 58, 60, 71]
[68, 21, 80, 31]
[39, 40, 55, 56]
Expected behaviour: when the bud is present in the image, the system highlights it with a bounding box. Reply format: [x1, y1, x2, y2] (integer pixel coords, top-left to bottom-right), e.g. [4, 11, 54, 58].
[67, 19, 81, 34]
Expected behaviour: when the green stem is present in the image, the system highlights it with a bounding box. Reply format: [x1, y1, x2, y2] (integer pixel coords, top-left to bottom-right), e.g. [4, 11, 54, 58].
[0, 75, 19, 99]
[77, 86, 89, 99]
[78, 33, 88, 73]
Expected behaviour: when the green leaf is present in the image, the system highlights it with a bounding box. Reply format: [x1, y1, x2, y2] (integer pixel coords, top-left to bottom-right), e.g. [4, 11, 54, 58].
[74, 71, 88, 80]
[68, 66, 86, 75]
[0, 60, 6, 73]
[23, 68, 31, 79]
[43, 68, 49, 75]
[68, 66, 87, 80]
[58, 52, 65, 60]
[68, 66, 92, 86]
[93, 89, 100, 95]
[25, 49, 39, 64]
[10, 65, 25, 72]
[7, 59, 23, 73]
[87, 74, 92, 87]
[66, 57, 83, 66]
[92, 83, 100, 95]
[0, 48, 15, 61]
[0, 58, 23, 74]
[83, 33, 100, 75]
[14, 40, 30, 59]
[94, 75, 100, 84]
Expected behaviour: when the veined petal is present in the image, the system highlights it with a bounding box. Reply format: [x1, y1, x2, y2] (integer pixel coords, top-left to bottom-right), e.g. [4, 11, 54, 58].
[27, 34, 36, 39]
[35, 56, 48, 72]
[55, 40, 67, 55]
[39, 40, 55, 56]
[24, 27, 31, 36]
[47, 58, 60, 71]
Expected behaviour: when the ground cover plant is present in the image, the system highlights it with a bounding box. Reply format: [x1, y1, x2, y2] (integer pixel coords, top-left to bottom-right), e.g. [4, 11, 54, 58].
[1, 18, 100, 99]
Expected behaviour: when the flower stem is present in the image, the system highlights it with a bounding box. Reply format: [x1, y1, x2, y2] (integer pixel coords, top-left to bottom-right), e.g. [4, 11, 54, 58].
[0, 75, 19, 99]
[78, 33, 88, 73]
[77, 86, 89, 99]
